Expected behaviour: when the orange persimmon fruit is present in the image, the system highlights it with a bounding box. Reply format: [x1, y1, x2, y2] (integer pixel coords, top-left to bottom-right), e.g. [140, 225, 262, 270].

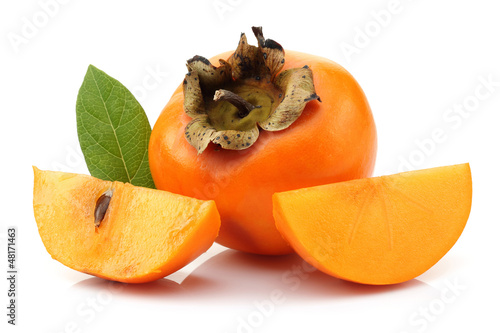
[149, 27, 377, 255]
[273, 164, 472, 285]
[32, 167, 220, 283]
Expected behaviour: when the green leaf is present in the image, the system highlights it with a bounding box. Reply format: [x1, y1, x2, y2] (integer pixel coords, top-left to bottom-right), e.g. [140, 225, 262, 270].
[76, 65, 155, 189]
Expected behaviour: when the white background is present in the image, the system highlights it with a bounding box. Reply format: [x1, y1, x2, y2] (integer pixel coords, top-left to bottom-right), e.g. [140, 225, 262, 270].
[2, 0, 500, 332]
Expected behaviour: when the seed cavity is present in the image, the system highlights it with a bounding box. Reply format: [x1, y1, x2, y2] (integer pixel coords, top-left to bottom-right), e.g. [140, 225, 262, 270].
[94, 189, 113, 228]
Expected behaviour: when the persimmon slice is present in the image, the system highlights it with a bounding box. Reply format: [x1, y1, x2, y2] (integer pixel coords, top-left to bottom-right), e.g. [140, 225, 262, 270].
[273, 164, 472, 285]
[33, 167, 220, 283]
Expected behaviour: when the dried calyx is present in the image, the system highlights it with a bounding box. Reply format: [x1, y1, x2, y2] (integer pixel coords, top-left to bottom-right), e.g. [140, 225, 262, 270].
[183, 26, 321, 154]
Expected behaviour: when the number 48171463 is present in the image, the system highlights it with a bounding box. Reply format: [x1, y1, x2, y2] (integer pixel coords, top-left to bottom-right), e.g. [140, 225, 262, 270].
[7, 228, 16, 270]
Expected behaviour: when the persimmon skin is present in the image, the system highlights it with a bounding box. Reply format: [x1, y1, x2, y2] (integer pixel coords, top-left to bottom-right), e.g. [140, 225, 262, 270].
[149, 50, 377, 255]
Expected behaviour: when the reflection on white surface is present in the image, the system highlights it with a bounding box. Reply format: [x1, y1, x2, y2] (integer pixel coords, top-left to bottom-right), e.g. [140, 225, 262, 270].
[72, 250, 431, 299]
[51, 249, 442, 333]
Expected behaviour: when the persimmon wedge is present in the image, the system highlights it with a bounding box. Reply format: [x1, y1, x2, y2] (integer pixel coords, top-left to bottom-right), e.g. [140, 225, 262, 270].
[33, 167, 220, 283]
[273, 164, 472, 285]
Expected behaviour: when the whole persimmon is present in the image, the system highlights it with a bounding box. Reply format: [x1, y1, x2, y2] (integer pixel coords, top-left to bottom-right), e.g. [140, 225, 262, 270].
[149, 27, 377, 255]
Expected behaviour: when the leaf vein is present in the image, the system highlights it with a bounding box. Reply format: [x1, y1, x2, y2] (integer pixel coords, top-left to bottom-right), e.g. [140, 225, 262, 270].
[89, 68, 132, 183]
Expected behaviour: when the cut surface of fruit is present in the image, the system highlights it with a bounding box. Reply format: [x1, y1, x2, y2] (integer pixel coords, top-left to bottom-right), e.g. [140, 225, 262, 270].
[33, 167, 220, 283]
[273, 164, 472, 285]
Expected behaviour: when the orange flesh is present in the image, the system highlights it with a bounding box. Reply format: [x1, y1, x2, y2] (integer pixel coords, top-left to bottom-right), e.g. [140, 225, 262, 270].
[273, 164, 472, 285]
[33, 167, 220, 283]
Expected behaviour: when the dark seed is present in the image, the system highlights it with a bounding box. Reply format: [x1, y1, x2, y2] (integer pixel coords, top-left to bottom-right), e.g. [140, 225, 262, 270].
[94, 190, 113, 228]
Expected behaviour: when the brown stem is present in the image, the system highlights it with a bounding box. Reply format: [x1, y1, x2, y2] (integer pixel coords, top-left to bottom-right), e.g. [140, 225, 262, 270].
[213, 89, 261, 118]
